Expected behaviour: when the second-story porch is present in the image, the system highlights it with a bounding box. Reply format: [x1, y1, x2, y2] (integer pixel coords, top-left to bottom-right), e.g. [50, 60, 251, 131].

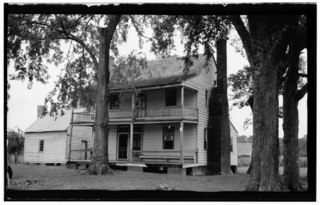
[72, 85, 199, 124]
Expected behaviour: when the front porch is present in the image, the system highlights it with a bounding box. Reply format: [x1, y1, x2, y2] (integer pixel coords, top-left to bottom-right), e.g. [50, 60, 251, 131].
[67, 121, 199, 169]
[66, 159, 206, 175]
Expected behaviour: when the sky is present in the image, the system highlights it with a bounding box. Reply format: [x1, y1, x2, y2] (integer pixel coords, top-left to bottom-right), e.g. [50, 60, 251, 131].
[6, 17, 308, 139]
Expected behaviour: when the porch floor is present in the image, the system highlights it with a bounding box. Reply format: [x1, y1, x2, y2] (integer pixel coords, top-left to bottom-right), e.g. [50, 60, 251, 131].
[67, 160, 200, 169]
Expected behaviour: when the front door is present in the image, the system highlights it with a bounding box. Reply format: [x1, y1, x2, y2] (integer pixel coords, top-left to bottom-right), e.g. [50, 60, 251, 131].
[132, 133, 142, 161]
[118, 133, 129, 160]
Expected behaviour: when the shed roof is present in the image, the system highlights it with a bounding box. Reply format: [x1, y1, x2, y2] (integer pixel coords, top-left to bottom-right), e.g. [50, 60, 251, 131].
[110, 55, 213, 89]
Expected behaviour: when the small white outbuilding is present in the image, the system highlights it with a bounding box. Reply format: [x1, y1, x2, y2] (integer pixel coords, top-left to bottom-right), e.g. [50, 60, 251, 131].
[23, 107, 72, 164]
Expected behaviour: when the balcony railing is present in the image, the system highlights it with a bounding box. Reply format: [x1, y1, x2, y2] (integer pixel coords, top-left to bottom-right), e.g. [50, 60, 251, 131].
[72, 106, 198, 123]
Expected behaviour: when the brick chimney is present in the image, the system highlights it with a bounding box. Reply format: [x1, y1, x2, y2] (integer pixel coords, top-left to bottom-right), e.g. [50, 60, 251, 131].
[37, 105, 45, 118]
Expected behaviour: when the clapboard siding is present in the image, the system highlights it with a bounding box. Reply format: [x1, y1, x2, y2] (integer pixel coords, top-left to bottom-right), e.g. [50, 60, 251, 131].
[145, 89, 181, 108]
[69, 126, 93, 161]
[183, 60, 216, 164]
[142, 123, 197, 156]
[112, 87, 190, 109]
[184, 88, 197, 107]
[24, 131, 67, 163]
[108, 125, 117, 161]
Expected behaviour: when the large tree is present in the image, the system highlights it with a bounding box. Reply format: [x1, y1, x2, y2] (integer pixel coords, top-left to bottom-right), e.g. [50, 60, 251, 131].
[282, 18, 308, 191]
[7, 13, 150, 174]
[229, 15, 301, 191]
[228, 16, 307, 190]
[7, 128, 24, 164]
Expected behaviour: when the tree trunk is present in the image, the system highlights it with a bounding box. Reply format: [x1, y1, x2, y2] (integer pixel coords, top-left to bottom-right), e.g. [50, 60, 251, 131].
[14, 153, 18, 164]
[245, 57, 283, 191]
[89, 16, 121, 175]
[230, 15, 297, 191]
[282, 45, 301, 191]
[218, 39, 232, 175]
[246, 95, 253, 174]
[207, 39, 232, 175]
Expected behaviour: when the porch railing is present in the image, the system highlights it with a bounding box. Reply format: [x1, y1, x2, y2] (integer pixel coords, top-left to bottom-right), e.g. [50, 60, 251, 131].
[72, 106, 198, 123]
[139, 150, 196, 163]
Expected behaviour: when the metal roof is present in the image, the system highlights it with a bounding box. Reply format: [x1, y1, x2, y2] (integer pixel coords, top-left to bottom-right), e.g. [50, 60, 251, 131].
[24, 110, 72, 133]
[110, 55, 214, 90]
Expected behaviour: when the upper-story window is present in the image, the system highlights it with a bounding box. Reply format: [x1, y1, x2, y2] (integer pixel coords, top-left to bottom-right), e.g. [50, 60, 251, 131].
[110, 93, 119, 110]
[165, 88, 177, 106]
[136, 93, 146, 109]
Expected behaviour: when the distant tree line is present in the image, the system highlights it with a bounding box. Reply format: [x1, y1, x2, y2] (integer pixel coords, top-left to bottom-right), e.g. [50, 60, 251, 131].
[238, 135, 307, 158]
[7, 129, 24, 164]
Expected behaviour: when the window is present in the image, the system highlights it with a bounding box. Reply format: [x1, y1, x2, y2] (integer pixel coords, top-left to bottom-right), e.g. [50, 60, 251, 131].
[204, 128, 208, 150]
[205, 90, 209, 107]
[133, 134, 142, 151]
[165, 88, 177, 106]
[136, 93, 146, 109]
[163, 126, 175, 149]
[39, 140, 44, 152]
[230, 138, 233, 152]
[110, 93, 119, 109]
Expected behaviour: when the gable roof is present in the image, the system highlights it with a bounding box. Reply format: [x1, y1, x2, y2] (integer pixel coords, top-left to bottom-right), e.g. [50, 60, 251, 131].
[110, 55, 213, 90]
[24, 110, 72, 133]
[230, 121, 239, 134]
[24, 108, 86, 133]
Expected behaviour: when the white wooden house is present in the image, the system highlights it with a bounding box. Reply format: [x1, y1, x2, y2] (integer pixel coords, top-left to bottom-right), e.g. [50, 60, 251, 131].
[23, 107, 91, 164]
[23, 56, 238, 174]
[24, 108, 71, 164]
[67, 56, 238, 174]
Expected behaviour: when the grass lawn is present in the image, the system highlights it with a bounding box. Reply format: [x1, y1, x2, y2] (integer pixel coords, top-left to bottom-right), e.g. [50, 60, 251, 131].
[9, 164, 250, 191]
[8, 164, 307, 191]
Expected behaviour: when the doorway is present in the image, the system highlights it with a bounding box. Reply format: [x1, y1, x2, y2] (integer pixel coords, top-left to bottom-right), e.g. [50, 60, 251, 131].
[118, 133, 129, 160]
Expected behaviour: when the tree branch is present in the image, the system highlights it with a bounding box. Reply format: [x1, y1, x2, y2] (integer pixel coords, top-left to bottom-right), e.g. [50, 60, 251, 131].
[296, 83, 308, 101]
[129, 15, 151, 41]
[21, 20, 99, 70]
[228, 15, 255, 66]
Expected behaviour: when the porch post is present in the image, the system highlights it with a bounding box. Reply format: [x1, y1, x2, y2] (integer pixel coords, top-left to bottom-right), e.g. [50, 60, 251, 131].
[180, 86, 185, 165]
[129, 92, 135, 162]
[129, 122, 133, 162]
[68, 109, 74, 162]
[180, 121, 184, 164]
[181, 86, 184, 116]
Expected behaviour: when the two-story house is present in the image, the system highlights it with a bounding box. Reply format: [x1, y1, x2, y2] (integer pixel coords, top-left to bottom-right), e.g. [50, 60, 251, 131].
[65, 56, 238, 175]
[23, 56, 238, 175]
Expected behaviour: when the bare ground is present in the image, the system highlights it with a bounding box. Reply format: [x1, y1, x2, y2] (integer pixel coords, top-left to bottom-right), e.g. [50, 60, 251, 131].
[8, 164, 307, 191]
